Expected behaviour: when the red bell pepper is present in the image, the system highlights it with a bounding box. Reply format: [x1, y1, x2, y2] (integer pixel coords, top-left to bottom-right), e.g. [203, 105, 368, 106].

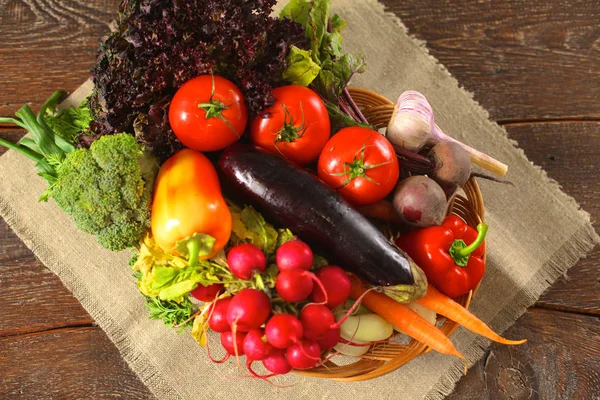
[396, 215, 487, 298]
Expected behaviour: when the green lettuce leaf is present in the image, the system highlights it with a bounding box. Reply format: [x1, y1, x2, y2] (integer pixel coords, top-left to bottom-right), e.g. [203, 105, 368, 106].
[280, 0, 367, 132]
[191, 313, 210, 347]
[282, 46, 321, 86]
[276, 228, 295, 248]
[280, 0, 311, 30]
[313, 54, 367, 103]
[306, 0, 329, 62]
[138, 262, 223, 301]
[231, 206, 279, 256]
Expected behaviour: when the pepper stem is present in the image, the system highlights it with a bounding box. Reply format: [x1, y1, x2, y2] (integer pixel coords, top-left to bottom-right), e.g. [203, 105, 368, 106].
[174, 232, 217, 267]
[449, 223, 488, 267]
[187, 239, 200, 267]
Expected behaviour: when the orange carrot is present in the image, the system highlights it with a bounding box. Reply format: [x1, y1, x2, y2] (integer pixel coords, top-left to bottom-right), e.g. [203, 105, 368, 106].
[349, 276, 464, 359]
[357, 200, 402, 223]
[416, 285, 526, 345]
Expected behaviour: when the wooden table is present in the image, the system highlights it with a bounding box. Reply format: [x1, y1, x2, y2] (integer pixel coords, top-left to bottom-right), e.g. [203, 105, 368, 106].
[1, 1, 598, 398]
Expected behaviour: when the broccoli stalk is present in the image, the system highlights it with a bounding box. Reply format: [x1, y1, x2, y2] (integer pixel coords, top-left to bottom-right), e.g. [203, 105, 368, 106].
[0, 92, 158, 252]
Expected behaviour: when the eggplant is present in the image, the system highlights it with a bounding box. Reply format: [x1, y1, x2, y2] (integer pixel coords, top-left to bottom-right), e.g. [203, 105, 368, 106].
[219, 144, 427, 303]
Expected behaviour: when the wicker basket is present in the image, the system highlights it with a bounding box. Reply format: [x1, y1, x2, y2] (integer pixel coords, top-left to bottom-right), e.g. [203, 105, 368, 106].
[296, 88, 486, 381]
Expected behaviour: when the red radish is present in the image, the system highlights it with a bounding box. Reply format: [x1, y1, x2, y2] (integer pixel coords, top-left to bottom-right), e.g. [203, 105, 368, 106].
[276, 269, 325, 303]
[310, 265, 351, 308]
[226, 289, 271, 332]
[227, 243, 267, 280]
[190, 283, 224, 301]
[300, 304, 335, 340]
[220, 330, 247, 356]
[286, 340, 321, 370]
[276, 239, 313, 271]
[265, 314, 303, 349]
[243, 329, 272, 361]
[208, 297, 232, 333]
[317, 327, 341, 350]
[262, 348, 292, 375]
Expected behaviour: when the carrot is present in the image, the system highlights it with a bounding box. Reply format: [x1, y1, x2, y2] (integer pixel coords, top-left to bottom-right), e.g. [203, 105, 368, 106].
[356, 200, 402, 223]
[416, 285, 526, 345]
[349, 276, 464, 360]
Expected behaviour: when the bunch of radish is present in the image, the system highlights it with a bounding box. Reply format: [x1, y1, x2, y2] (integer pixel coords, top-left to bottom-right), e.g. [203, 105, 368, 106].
[201, 239, 359, 377]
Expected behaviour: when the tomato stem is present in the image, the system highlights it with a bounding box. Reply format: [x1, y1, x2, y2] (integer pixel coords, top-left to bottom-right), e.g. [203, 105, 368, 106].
[329, 142, 392, 189]
[274, 102, 307, 144]
[197, 74, 240, 138]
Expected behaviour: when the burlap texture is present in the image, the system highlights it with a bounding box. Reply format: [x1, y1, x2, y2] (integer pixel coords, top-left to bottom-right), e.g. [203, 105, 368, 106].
[1, 0, 598, 398]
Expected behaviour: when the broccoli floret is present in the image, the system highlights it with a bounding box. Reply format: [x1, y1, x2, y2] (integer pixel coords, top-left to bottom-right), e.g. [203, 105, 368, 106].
[52, 133, 158, 251]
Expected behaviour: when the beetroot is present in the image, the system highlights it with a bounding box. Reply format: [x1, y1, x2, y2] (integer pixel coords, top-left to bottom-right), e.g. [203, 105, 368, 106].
[392, 175, 447, 227]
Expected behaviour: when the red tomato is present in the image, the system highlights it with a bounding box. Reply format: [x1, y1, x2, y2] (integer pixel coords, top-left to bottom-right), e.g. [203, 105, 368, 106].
[318, 127, 399, 206]
[249, 85, 330, 166]
[169, 75, 247, 152]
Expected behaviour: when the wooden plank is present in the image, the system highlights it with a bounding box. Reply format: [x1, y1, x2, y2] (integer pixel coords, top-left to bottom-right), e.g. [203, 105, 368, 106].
[0, 0, 121, 117]
[2, 1, 599, 122]
[449, 308, 600, 399]
[0, 326, 153, 399]
[0, 229, 93, 337]
[0, 1, 598, 398]
[504, 122, 600, 221]
[505, 121, 600, 314]
[379, 0, 600, 121]
[0, 126, 93, 336]
[537, 250, 600, 315]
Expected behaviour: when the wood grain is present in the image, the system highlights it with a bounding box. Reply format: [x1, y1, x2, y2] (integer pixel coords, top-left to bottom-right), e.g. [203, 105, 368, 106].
[0, 218, 93, 337]
[0, 0, 599, 399]
[505, 122, 600, 315]
[0, 326, 153, 399]
[504, 122, 600, 222]
[380, 0, 600, 122]
[0, 0, 120, 116]
[448, 308, 600, 400]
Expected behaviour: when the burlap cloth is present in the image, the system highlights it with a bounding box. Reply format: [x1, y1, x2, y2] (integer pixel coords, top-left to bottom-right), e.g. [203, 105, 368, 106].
[1, 0, 598, 398]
